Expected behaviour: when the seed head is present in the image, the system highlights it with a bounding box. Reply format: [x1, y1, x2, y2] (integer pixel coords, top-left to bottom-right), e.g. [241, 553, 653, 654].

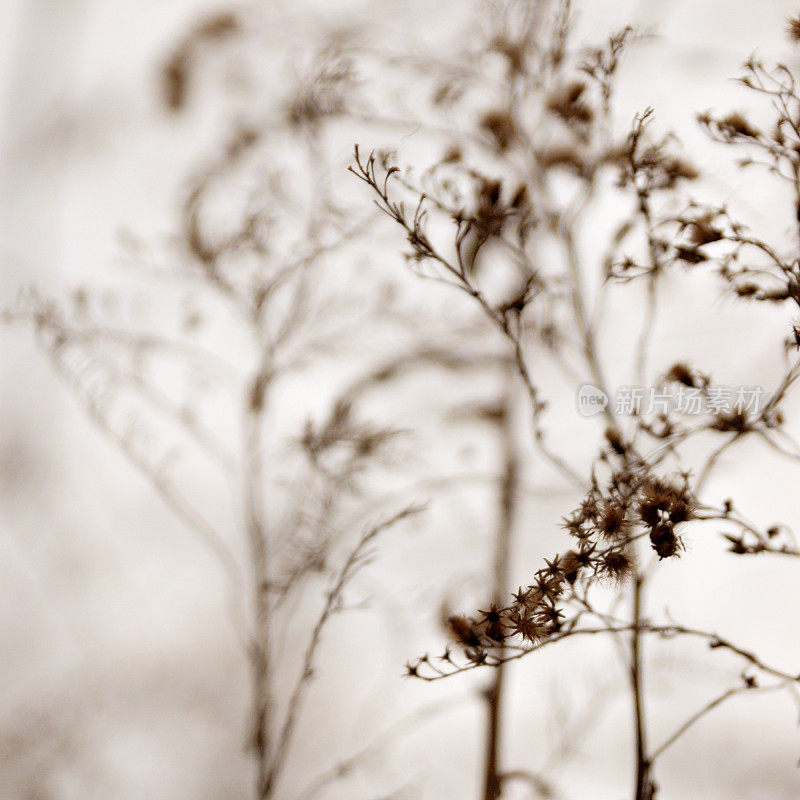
[787, 15, 800, 42]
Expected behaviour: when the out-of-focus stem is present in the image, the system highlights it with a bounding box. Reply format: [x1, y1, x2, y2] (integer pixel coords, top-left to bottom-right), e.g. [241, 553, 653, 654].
[243, 362, 273, 800]
[562, 217, 652, 797]
[483, 373, 519, 800]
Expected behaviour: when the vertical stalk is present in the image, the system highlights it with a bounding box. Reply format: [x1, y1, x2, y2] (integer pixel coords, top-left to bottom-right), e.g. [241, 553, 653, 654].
[483, 374, 519, 800]
[631, 571, 650, 800]
[562, 225, 617, 432]
[244, 365, 273, 800]
[562, 221, 652, 797]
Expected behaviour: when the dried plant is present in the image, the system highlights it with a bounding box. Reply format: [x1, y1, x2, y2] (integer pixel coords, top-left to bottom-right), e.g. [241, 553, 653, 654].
[7, 10, 430, 800]
[348, 3, 800, 799]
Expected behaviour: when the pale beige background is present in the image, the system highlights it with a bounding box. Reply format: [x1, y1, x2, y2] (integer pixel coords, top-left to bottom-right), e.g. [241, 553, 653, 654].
[2, 2, 800, 799]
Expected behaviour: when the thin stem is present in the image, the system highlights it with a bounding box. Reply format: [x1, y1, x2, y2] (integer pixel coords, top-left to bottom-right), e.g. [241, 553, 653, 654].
[560, 213, 654, 800]
[36, 328, 248, 639]
[694, 432, 742, 496]
[350, 147, 585, 487]
[293, 692, 472, 800]
[649, 680, 786, 763]
[265, 506, 422, 796]
[483, 375, 519, 800]
[561, 223, 617, 432]
[649, 687, 736, 761]
[634, 274, 657, 387]
[242, 361, 273, 800]
[418, 621, 800, 687]
[631, 572, 650, 800]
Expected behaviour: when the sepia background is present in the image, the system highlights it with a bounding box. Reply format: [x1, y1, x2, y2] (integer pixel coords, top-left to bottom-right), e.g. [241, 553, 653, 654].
[2, 1, 800, 799]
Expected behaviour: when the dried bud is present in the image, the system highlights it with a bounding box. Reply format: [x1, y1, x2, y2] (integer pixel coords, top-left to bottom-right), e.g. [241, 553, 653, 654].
[480, 110, 516, 151]
[665, 363, 696, 387]
[447, 615, 482, 649]
[599, 549, 633, 581]
[787, 15, 800, 43]
[650, 526, 683, 559]
[721, 112, 760, 139]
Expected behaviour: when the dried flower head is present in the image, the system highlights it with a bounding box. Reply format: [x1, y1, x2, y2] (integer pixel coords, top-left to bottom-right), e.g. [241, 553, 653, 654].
[787, 15, 800, 42]
[480, 110, 517, 151]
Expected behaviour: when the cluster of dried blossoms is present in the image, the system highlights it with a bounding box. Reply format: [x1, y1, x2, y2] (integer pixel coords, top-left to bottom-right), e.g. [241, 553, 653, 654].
[387, 24, 800, 652]
[623, 57, 800, 330]
[408, 457, 696, 675]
